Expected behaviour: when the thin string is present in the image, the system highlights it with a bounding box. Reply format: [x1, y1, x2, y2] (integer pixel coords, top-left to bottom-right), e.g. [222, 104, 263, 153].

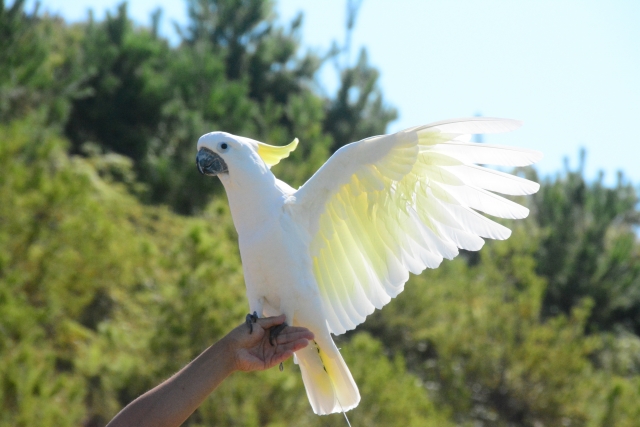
[336, 396, 352, 427]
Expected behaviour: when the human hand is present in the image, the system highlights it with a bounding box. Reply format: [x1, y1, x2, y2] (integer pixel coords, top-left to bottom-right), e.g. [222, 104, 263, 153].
[223, 315, 314, 372]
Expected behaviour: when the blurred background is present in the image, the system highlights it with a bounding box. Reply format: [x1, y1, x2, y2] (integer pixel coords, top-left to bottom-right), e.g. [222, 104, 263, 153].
[1, 0, 639, 425]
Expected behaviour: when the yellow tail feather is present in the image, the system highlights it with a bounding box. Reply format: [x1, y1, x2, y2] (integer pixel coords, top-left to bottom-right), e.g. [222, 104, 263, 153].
[295, 339, 360, 415]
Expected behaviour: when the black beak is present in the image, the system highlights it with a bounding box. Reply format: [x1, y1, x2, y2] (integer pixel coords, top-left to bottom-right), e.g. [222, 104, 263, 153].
[196, 148, 228, 176]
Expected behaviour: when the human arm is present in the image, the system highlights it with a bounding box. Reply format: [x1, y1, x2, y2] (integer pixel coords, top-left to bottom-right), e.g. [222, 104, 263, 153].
[106, 315, 313, 427]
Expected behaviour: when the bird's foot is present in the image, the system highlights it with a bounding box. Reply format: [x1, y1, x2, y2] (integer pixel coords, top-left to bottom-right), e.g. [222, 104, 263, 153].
[269, 322, 288, 346]
[245, 311, 258, 334]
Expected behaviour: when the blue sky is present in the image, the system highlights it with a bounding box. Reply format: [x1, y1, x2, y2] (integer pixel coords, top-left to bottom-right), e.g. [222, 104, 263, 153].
[31, 0, 640, 185]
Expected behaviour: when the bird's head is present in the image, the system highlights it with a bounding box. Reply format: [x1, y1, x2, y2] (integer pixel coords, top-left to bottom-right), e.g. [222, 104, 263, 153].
[196, 132, 298, 180]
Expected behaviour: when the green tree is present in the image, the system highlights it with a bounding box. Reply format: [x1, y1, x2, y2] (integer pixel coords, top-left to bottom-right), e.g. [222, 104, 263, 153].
[56, 0, 398, 213]
[360, 223, 640, 426]
[0, 117, 147, 426]
[64, 3, 171, 165]
[0, 0, 83, 124]
[0, 117, 457, 426]
[322, 0, 397, 151]
[58, 0, 335, 213]
[324, 48, 398, 152]
[529, 153, 640, 335]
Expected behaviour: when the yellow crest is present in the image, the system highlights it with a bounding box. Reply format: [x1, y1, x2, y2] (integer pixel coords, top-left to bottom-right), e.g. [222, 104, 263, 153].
[257, 138, 299, 168]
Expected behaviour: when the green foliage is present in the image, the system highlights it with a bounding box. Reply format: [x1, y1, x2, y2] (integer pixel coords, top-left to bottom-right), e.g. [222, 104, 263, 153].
[0, 0, 48, 120]
[64, 3, 172, 164]
[54, 0, 342, 213]
[2, 1, 640, 426]
[529, 154, 640, 334]
[0, 118, 453, 426]
[0, 117, 139, 425]
[324, 48, 398, 151]
[2, 0, 396, 213]
[322, 0, 397, 151]
[360, 224, 640, 426]
[0, 0, 82, 124]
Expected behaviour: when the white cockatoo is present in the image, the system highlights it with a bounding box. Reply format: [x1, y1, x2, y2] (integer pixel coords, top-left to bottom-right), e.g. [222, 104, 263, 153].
[195, 117, 542, 415]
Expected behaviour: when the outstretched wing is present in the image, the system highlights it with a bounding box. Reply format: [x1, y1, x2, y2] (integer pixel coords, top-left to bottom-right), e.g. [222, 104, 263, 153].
[292, 117, 542, 335]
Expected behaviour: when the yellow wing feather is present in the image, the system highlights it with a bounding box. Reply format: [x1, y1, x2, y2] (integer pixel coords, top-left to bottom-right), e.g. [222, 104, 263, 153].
[294, 118, 543, 335]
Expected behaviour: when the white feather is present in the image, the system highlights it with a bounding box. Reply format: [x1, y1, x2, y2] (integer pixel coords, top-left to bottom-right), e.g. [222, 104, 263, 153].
[294, 118, 539, 337]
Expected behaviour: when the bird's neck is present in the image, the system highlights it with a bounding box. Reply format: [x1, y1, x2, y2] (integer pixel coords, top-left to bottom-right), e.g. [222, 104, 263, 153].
[219, 168, 285, 234]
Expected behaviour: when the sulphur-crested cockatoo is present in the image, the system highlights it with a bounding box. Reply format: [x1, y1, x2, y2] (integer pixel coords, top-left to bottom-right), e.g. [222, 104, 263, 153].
[195, 118, 542, 415]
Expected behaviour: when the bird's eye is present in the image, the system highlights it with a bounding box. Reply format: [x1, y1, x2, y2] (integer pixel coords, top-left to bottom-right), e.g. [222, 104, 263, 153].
[218, 142, 230, 153]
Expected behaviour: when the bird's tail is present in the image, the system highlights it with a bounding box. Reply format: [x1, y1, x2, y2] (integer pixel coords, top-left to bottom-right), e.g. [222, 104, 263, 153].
[294, 338, 360, 415]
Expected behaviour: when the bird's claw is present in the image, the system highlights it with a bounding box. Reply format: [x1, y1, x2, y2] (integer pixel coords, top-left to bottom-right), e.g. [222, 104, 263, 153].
[245, 311, 258, 334]
[269, 322, 288, 346]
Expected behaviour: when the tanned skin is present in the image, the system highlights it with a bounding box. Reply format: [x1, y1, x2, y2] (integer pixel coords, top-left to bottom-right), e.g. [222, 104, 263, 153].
[107, 315, 313, 427]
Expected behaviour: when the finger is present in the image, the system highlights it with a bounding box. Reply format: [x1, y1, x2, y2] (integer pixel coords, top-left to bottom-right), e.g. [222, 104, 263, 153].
[275, 329, 314, 345]
[268, 339, 311, 368]
[275, 338, 311, 355]
[256, 314, 286, 329]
